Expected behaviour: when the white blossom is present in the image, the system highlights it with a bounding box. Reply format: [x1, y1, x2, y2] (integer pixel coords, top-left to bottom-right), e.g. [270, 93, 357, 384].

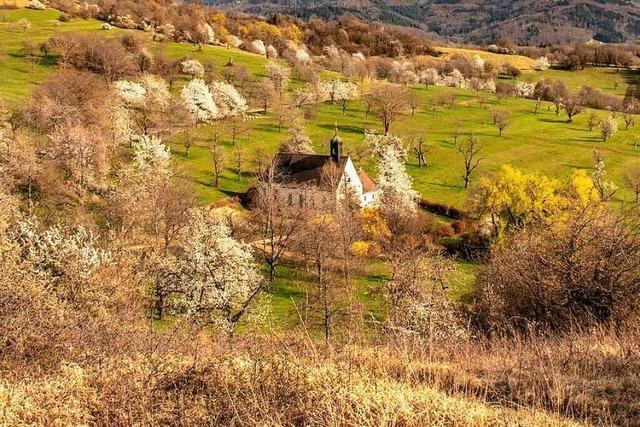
[181, 78, 218, 123]
[178, 210, 263, 328]
[132, 134, 171, 174]
[514, 81, 535, 98]
[27, 0, 46, 10]
[248, 39, 266, 56]
[158, 23, 175, 38]
[535, 56, 551, 71]
[181, 59, 205, 78]
[114, 80, 147, 108]
[139, 74, 170, 110]
[366, 133, 419, 212]
[203, 23, 216, 44]
[443, 69, 466, 88]
[11, 218, 110, 286]
[228, 35, 243, 48]
[472, 55, 485, 71]
[266, 45, 278, 59]
[419, 68, 440, 86]
[209, 81, 247, 118]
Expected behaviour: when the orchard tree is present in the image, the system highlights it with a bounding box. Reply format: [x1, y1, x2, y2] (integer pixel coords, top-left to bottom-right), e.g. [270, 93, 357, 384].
[280, 124, 314, 154]
[181, 59, 205, 78]
[457, 134, 484, 189]
[265, 62, 291, 96]
[623, 112, 635, 130]
[175, 210, 263, 332]
[181, 78, 218, 124]
[587, 111, 600, 131]
[562, 96, 583, 123]
[408, 134, 429, 167]
[209, 81, 247, 118]
[623, 164, 640, 203]
[371, 84, 409, 134]
[210, 132, 226, 188]
[367, 132, 419, 211]
[419, 68, 439, 90]
[592, 150, 617, 200]
[494, 110, 511, 136]
[325, 79, 358, 114]
[600, 116, 618, 141]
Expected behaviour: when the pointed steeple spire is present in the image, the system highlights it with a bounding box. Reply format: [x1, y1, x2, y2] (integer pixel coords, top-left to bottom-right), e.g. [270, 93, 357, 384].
[330, 122, 342, 162]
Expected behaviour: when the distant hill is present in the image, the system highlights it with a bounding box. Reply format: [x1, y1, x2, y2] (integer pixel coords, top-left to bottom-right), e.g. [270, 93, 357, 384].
[204, 0, 640, 45]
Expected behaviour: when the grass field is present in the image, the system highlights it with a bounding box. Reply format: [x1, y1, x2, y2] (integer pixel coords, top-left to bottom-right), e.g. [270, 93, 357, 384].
[436, 46, 537, 70]
[169, 85, 640, 209]
[521, 66, 638, 96]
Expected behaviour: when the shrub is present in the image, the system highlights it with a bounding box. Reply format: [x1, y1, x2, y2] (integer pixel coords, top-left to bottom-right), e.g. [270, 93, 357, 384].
[476, 208, 640, 332]
[418, 198, 466, 220]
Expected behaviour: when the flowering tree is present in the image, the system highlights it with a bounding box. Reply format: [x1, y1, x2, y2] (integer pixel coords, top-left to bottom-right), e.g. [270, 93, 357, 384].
[248, 39, 266, 56]
[265, 62, 291, 95]
[266, 45, 278, 59]
[535, 57, 551, 71]
[11, 218, 110, 302]
[366, 132, 419, 212]
[132, 134, 172, 175]
[514, 81, 535, 98]
[473, 55, 485, 72]
[444, 69, 466, 88]
[324, 79, 358, 113]
[592, 150, 617, 200]
[419, 68, 439, 90]
[114, 80, 147, 108]
[209, 81, 247, 118]
[600, 116, 618, 141]
[139, 74, 171, 110]
[175, 210, 263, 331]
[181, 78, 218, 124]
[115, 75, 171, 136]
[280, 125, 314, 154]
[181, 59, 205, 78]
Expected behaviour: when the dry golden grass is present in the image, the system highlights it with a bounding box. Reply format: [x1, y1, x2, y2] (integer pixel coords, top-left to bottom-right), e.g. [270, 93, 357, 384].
[436, 46, 538, 71]
[0, 0, 28, 7]
[2, 325, 638, 426]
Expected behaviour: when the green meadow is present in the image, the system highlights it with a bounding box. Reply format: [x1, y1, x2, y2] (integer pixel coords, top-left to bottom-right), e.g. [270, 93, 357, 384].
[169, 85, 640, 209]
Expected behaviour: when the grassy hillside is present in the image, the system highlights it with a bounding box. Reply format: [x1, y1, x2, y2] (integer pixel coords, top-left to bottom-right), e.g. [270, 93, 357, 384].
[170, 85, 640, 209]
[0, 8, 271, 101]
[1, 7, 639, 327]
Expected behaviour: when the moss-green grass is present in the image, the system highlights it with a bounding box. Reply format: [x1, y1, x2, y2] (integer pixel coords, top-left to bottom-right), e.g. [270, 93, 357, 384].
[168, 84, 640, 209]
[520, 66, 638, 96]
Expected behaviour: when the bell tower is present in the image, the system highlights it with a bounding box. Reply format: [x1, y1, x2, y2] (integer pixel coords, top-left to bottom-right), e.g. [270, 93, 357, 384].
[330, 125, 342, 163]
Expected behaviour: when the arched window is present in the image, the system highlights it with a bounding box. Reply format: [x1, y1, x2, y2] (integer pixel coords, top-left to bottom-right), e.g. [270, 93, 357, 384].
[287, 193, 293, 206]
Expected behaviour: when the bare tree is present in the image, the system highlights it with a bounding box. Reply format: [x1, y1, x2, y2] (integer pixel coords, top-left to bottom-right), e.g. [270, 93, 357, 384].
[494, 110, 511, 136]
[563, 96, 583, 123]
[624, 164, 640, 203]
[407, 91, 420, 116]
[252, 161, 305, 284]
[209, 126, 227, 187]
[181, 128, 194, 157]
[371, 84, 409, 134]
[409, 134, 430, 167]
[233, 144, 244, 181]
[452, 122, 462, 145]
[457, 134, 484, 189]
